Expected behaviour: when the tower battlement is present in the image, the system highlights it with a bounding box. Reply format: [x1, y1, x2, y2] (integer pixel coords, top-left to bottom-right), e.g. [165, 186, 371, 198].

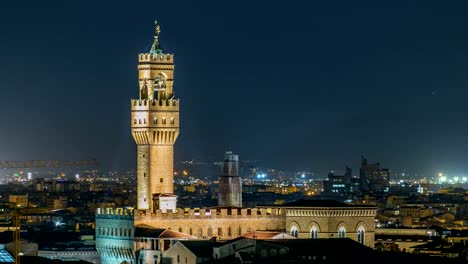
[136, 207, 285, 220]
[139, 53, 174, 63]
[131, 99, 179, 111]
[96, 207, 134, 219]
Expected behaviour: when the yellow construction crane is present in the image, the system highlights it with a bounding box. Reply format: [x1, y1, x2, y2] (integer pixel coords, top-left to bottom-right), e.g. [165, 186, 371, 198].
[13, 209, 20, 264]
[0, 159, 98, 169]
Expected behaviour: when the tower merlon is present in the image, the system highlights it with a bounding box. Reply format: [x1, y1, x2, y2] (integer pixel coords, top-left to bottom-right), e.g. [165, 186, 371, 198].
[96, 207, 135, 218]
[139, 53, 174, 63]
[131, 99, 179, 111]
[135, 207, 285, 219]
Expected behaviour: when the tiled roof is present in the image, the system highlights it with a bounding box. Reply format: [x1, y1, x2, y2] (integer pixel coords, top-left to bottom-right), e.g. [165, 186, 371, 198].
[135, 226, 196, 239]
[280, 199, 374, 208]
[0, 248, 13, 263]
[241, 231, 295, 240]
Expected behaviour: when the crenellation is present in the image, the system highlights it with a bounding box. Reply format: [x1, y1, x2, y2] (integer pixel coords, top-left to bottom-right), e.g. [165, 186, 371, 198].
[96, 207, 134, 218]
[138, 53, 174, 63]
[133, 207, 283, 220]
[131, 99, 179, 110]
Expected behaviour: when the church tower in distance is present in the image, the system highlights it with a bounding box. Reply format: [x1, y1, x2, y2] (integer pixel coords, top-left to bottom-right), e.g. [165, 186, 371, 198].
[218, 151, 242, 207]
[131, 21, 179, 212]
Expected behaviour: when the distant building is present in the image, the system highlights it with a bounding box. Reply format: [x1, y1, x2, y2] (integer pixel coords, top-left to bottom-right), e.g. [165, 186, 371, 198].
[218, 151, 242, 208]
[8, 195, 28, 207]
[47, 196, 68, 210]
[359, 156, 390, 194]
[323, 171, 346, 195]
[323, 166, 357, 196]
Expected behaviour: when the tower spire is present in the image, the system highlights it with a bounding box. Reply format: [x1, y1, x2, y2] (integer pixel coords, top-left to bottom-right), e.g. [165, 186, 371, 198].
[150, 20, 162, 54]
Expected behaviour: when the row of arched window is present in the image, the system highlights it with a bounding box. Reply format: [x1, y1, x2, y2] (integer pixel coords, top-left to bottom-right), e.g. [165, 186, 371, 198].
[290, 225, 365, 244]
[97, 227, 133, 237]
[172, 225, 274, 238]
[133, 117, 175, 125]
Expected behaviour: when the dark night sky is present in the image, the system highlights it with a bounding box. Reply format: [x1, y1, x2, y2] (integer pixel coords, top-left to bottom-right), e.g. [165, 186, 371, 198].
[1, 0, 468, 177]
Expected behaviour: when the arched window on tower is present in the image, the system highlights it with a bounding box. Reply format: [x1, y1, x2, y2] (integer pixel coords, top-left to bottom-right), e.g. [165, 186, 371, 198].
[310, 226, 318, 239]
[290, 226, 299, 238]
[338, 226, 346, 238]
[153, 74, 166, 94]
[140, 84, 148, 99]
[357, 226, 365, 244]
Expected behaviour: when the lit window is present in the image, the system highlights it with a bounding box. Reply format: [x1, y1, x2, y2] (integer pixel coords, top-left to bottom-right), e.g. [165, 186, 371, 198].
[291, 226, 299, 238]
[310, 226, 318, 239]
[338, 226, 346, 238]
[357, 226, 365, 244]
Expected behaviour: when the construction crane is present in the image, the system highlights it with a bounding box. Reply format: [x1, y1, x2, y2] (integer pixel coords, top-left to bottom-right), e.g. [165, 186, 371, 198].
[13, 209, 20, 264]
[0, 159, 99, 169]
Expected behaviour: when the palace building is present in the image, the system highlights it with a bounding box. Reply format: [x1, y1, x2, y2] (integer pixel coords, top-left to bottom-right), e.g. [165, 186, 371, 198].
[96, 21, 377, 264]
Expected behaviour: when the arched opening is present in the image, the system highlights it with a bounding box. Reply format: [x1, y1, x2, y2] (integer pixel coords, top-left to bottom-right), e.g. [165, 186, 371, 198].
[338, 226, 346, 238]
[153, 73, 167, 97]
[140, 84, 148, 99]
[310, 226, 318, 239]
[290, 226, 299, 238]
[357, 226, 365, 244]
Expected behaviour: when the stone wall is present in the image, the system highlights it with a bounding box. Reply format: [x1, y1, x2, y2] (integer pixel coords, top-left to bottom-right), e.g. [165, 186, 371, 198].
[135, 208, 286, 241]
[95, 208, 135, 264]
[284, 207, 376, 247]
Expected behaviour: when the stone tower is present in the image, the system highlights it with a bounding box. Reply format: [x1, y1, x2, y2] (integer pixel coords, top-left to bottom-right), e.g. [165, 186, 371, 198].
[218, 151, 242, 207]
[131, 21, 179, 212]
[95, 208, 135, 264]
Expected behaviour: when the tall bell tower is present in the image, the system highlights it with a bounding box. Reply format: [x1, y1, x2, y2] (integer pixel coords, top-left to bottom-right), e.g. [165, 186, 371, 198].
[131, 21, 179, 212]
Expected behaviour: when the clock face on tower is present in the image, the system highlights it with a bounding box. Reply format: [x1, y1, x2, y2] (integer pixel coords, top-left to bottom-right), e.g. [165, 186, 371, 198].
[153, 74, 166, 91]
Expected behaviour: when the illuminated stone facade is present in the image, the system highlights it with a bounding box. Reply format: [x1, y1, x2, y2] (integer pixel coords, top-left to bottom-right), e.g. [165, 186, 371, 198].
[95, 21, 378, 264]
[135, 207, 285, 241]
[283, 203, 375, 246]
[95, 208, 135, 264]
[131, 21, 179, 212]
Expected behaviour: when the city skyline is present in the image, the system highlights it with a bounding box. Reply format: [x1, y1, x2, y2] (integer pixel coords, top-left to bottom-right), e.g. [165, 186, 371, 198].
[1, 1, 468, 176]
